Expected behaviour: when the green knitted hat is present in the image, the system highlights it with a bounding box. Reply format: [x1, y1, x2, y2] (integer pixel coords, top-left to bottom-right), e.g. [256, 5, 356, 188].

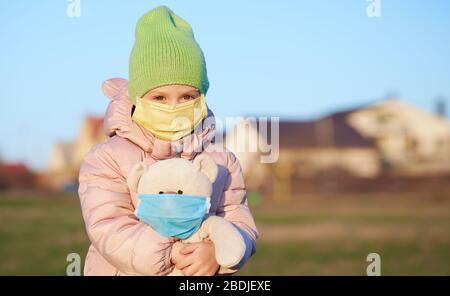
[128, 6, 209, 104]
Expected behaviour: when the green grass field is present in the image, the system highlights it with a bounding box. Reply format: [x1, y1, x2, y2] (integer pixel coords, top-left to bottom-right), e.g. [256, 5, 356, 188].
[0, 191, 449, 275]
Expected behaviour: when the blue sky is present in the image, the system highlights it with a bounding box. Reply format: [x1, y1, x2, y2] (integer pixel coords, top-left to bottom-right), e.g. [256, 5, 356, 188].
[1, 0, 449, 170]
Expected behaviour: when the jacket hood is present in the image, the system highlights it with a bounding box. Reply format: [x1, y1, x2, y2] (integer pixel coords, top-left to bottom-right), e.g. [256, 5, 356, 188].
[101, 78, 216, 160]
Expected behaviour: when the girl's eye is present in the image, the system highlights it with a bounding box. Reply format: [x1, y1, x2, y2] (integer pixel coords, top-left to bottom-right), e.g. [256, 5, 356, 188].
[183, 95, 195, 101]
[154, 96, 165, 101]
[177, 190, 183, 194]
[158, 191, 164, 194]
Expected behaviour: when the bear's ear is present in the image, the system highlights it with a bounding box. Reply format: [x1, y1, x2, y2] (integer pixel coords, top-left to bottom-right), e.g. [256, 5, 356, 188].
[193, 155, 218, 183]
[127, 161, 146, 192]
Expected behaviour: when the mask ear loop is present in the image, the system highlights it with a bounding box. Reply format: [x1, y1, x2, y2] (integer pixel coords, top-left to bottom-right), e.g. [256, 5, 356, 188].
[205, 198, 211, 214]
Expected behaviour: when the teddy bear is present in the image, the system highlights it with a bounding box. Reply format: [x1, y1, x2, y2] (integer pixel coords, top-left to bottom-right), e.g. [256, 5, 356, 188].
[127, 154, 246, 276]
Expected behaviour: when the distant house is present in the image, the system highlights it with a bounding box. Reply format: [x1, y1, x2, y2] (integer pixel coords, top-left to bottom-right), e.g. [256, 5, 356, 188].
[0, 162, 36, 190]
[46, 116, 107, 190]
[48, 142, 73, 173]
[225, 112, 380, 200]
[225, 98, 450, 198]
[73, 116, 106, 169]
[347, 98, 450, 176]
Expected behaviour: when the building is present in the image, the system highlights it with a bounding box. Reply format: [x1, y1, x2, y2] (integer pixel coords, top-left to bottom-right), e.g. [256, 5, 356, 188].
[225, 113, 380, 200]
[225, 98, 450, 199]
[347, 98, 450, 176]
[45, 116, 107, 190]
[0, 162, 36, 190]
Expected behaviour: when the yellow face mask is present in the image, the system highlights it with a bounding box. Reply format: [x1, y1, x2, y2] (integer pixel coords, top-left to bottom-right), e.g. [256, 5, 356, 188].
[132, 95, 208, 142]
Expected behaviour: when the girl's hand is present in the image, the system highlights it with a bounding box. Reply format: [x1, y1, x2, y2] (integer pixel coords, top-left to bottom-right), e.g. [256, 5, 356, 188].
[170, 241, 185, 265]
[175, 240, 220, 276]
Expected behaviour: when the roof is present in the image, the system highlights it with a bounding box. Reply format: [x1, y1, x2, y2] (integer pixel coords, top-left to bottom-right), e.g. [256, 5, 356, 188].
[242, 107, 376, 149]
[85, 116, 104, 140]
[0, 162, 32, 174]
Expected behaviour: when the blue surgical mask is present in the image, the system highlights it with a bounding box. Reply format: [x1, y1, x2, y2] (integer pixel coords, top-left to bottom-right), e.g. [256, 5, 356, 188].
[135, 194, 210, 240]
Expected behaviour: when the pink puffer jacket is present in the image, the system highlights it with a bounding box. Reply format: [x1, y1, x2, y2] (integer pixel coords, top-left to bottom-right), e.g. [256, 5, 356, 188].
[78, 78, 258, 276]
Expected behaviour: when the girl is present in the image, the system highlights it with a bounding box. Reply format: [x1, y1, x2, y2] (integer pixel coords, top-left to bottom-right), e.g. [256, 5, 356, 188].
[78, 5, 258, 276]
